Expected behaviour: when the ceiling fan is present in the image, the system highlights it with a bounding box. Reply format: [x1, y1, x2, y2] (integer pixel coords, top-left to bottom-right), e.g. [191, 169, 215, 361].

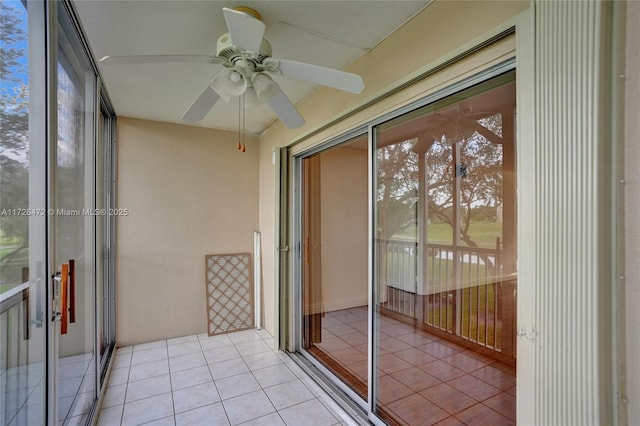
[99, 6, 365, 129]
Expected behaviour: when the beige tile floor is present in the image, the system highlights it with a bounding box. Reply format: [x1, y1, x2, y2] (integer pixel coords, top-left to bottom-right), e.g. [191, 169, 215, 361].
[97, 329, 357, 426]
[1, 353, 96, 426]
[314, 307, 516, 426]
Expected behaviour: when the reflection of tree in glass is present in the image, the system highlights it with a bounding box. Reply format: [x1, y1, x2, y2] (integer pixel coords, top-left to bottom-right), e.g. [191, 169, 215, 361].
[1, 2, 29, 284]
[426, 113, 503, 248]
[460, 115, 503, 244]
[426, 113, 504, 275]
[376, 140, 418, 241]
[426, 138, 454, 221]
[1, 2, 27, 82]
[376, 110, 505, 275]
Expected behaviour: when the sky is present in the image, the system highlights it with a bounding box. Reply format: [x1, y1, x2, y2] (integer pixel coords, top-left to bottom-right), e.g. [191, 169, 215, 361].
[1, 0, 29, 105]
[1, 1, 29, 163]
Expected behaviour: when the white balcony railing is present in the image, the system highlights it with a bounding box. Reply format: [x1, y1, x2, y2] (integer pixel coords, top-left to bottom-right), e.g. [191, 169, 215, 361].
[376, 239, 516, 359]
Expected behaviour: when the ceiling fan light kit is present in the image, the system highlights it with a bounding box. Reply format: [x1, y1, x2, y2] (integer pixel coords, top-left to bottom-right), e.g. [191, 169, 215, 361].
[100, 6, 365, 130]
[216, 68, 248, 97]
[251, 73, 279, 103]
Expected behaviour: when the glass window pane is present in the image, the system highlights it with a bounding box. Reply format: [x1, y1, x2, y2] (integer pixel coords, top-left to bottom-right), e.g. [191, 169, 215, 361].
[1, 0, 30, 290]
[0, 2, 47, 425]
[56, 6, 97, 423]
[374, 72, 517, 425]
[301, 135, 369, 401]
[97, 112, 105, 360]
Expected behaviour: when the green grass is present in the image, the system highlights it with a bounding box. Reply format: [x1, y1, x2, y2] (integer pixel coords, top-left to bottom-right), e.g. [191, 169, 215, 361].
[0, 246, 29, 294]
[426, 285, 499, 348]
[0, 247, 14, 260]
[381, 247, 502, 349]
[0, 235, 23, 246]
[0, 246, 24, 260]
[0, 282, 22, 295]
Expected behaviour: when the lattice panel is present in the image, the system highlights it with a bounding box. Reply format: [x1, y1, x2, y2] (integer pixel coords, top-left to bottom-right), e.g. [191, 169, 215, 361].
[205, 253, 254, 336]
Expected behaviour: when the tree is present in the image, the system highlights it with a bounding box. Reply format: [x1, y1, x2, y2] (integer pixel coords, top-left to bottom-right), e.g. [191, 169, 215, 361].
[376, 140, 418, 241]
[417, 115, 503, 232]
[1, 2, 29, 282]
[376, 112, 507, 275]
[1, 2, 27, 82]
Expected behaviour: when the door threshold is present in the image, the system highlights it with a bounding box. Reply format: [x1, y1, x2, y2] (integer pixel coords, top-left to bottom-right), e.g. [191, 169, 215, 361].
[286, 351, 372, 425]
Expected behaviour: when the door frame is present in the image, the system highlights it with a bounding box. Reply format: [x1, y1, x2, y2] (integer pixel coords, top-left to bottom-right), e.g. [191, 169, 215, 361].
[97, 87, 117, 388]
[287, 59, 517, 425]
[34, 0, 117, 423]
[290, 126, 370, 411]
[45, 0, 59, 422]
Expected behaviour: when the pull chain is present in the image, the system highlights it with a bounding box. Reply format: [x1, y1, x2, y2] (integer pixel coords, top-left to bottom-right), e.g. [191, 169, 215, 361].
[241, 93, 246, 152]
[237, 95, 242, 151]
[237, 93, 246, 152]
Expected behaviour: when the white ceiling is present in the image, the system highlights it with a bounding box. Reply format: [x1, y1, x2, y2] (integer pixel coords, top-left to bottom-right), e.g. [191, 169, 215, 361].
[74, 0, 430, 134]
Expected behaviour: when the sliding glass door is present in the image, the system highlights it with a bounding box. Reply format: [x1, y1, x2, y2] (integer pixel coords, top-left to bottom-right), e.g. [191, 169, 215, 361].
[373, 71, 517, 425]
[96, 112, 107, 368]
[0, 2, 47, 425]
[97, 103, 116, 384]
[1, 2, 116, 424]
[295, 68, 517, 425]
[300, 135, 370, 402]
[53, 5, 98, 423]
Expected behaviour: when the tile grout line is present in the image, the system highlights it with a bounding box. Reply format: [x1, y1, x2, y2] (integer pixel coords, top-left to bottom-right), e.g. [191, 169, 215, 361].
[119, 350, 132, 426]
[104, 330, 354, 426]
[230, 333, 276, 424]
[198, 332, 232, 426]
[334, 307, 516, 424]
[163, 340, 177, 426]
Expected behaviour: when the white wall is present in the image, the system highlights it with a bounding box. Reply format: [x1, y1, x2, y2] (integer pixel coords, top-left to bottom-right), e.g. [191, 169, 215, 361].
[624, 1, 640, 423]
[116, 118, 259, 346]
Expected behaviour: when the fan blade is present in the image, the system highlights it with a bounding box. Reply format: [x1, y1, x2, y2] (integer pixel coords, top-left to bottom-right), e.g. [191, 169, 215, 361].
[182, 84, 220, 123]
[271, 58, 364, 94]
[460, 118, 503, 145]
[99, 55, 222, 65]
[267, 86, 305, 129]
[222, 7, 265, 53]
[464, 111, 497, 120]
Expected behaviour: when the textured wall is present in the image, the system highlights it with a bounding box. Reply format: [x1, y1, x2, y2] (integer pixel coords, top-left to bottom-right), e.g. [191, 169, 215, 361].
[529, 1, 616, 423]
[625, 1, 640, 423]
[320, 146, 368, 312]
[116, 118, 259, 345]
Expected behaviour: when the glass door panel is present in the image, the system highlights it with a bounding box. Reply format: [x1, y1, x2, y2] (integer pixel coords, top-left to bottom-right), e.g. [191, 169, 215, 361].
[97, 107, 115, 384]
[373, 72, 517, 425]
[54, 6, 97, 424]
[301, 135, 369, 401]
[96, 112, 105, 364]
[0, 2, 47, 425]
